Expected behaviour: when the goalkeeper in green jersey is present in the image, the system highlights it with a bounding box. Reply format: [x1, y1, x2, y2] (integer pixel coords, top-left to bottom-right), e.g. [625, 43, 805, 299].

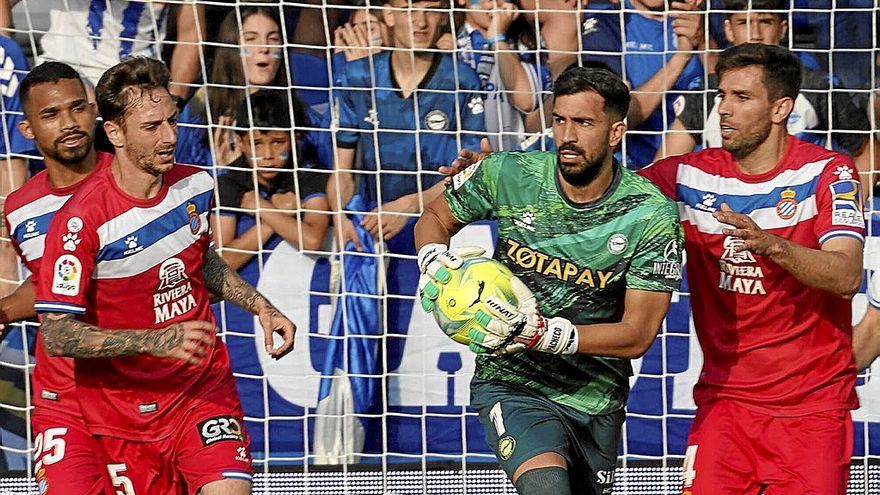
[414, 67, 684, 495]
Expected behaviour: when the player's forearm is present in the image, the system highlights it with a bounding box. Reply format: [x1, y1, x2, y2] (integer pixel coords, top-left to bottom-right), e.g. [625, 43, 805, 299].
[41, 313, 180, 358]
[202, 246, 276, 315]
[574, 321, 660, 359]
[853, 307, 880, 371]
[0, 277, 36, 324]
[768, 238, 862, 298]
[628, 52, 691, 128]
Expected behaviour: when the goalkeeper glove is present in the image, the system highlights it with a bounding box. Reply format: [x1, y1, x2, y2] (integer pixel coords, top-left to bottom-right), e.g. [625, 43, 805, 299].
[468, 276, 579, 356]
[417, 243, 485, 313]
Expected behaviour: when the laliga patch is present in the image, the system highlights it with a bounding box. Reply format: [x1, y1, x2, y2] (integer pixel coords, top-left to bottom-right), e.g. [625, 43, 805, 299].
[197, 416, 244, 446]
[452, 160, 482, 191]
[51, 255, 82, 296]
[829, 180, 865, 228]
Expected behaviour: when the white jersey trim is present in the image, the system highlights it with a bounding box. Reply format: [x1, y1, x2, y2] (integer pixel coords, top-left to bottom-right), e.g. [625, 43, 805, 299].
[679, 195, 819, 234]
[676, 157, 833, 196]
[96, 171, 213, 247]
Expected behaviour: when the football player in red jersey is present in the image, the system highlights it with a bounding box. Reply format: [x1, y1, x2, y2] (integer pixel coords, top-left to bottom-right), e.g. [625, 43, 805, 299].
[2, 61, 113, 495]
[33, 57, 295, 495]
[640, 42, 863, 495]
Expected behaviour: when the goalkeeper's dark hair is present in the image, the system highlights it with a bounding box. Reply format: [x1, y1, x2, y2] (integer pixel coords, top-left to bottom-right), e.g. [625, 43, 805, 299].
[95, 56, 171, 124]
[716, 43, 801, 101]
[553, 66, 630, 121]
[723, 0, 788, 18]
[20, 62, 86, 114]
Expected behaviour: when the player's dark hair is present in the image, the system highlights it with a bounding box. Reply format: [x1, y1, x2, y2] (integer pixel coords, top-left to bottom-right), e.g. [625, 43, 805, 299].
[95, 56, 171, 123]
[716, 43, 801, 101]
[20, 62, 86, 113]
[552, 66, 630, 121]
[723, 0, 788, 18]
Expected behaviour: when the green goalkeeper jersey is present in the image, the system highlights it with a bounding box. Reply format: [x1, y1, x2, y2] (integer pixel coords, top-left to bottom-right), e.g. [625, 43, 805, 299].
[445, 151, 683, 415]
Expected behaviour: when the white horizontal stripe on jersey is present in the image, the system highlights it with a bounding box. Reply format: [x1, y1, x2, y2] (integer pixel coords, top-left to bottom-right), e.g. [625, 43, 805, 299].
[96, 171, 213, 248]
[18, 234, 46, 263]
[93, 211, 208, 280]
[6, 193, 71, 232]
[676, 157, 833, 196]
[678, 195, 819, 234]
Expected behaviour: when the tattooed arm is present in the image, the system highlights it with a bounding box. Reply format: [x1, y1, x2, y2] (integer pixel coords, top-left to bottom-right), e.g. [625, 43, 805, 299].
[202, 246, 296, 359]
[40, 312, 217, 365]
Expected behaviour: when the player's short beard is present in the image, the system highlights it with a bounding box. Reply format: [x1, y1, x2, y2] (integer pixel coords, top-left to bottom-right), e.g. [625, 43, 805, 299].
[722, 119, 772, 161]
[557, 144, 607, 187]
[45, 132, 94, 167]
[125, 141, 174, 176]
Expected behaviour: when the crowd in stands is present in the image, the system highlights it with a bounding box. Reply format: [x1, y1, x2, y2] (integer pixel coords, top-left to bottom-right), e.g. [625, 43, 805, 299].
[0, 0, 874, 348]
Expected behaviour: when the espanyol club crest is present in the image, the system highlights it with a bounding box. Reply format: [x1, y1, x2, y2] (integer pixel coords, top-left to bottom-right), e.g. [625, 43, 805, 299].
[186, 202, 201, 235]
[775, 188, 798, 220]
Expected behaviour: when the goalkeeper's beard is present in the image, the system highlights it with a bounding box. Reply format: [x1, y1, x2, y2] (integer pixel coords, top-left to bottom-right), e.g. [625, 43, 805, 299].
[556, 145, 607, 188]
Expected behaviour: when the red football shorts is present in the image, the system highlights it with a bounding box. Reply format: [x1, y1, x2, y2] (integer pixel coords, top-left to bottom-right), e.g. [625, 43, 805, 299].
[98, 402, 254, 495]
[682, 399, 852, 495]
[32, 410, 112, 495]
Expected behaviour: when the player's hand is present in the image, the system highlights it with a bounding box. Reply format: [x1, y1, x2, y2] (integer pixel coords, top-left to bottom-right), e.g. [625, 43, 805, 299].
[417, 243, 486, 312]
[257, 305, 296, 360]
[469, 278, 579, 355]
[155, 320, 218, 366]
[439, 138, 495, 180]
[713, 203, 784, 256]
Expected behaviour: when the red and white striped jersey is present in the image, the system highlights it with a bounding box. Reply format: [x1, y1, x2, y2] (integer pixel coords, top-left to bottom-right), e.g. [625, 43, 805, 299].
[640, 136, 863, 415]
[4, 152, 113, 418]
[34, 163, 239, 441]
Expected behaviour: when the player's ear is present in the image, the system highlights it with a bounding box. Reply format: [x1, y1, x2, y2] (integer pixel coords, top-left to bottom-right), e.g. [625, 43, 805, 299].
[608, 120, 627, 148]
[18, 119, 34, 141]
[103, 119, 125, 149]
[770, 96, 794, 126]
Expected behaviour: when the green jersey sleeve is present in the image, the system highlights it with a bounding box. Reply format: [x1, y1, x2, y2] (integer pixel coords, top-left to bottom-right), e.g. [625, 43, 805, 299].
[444, 153, 506, 224]
[626, 200, 684, 292]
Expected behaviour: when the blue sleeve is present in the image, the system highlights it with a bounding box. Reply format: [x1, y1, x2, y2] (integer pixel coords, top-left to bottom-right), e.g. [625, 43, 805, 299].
[0, 37, 33, 158]
[580, 11, 624, 77]
[175, 102, 210, 166]
[334, 59, 370, 148]
[305, 106, 333, 169]
[456, 63, 486, 150]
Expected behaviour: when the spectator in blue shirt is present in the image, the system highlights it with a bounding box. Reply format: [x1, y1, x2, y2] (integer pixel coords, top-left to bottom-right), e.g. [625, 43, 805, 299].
[455, 0, 552, 150]
[576, 0, 707, 167]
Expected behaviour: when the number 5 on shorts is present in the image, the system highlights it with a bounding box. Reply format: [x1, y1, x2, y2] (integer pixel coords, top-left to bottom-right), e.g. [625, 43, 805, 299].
[682, 445, 698, 491]
[107, 463, 136, 495]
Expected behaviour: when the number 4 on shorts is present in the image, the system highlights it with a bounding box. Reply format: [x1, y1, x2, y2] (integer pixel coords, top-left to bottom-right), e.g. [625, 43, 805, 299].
[107, 463, 136, 495]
